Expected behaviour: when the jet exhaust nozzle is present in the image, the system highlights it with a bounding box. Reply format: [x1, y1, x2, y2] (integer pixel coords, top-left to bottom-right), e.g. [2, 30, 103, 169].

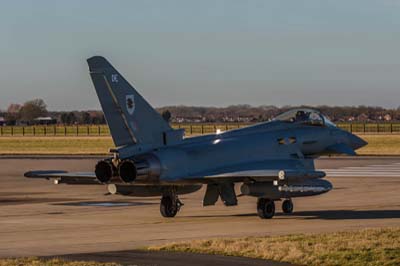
[95, 160, 115, 183]
[118, 154, 162, 184]
[119, 160, 137, 183]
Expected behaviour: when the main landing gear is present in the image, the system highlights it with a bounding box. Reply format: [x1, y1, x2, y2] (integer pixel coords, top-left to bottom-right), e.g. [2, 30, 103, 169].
[160, 188, 183, 218]
[257, 198, 275, 219]
[257, 198, 294, 219]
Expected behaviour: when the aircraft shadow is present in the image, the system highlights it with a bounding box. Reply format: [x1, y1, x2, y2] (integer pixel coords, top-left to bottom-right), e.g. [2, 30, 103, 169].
[281, 209, 400, 220]
[184, 209, 400, 220]
[53, 201, 157, 207]
[0, 197, 86, 206]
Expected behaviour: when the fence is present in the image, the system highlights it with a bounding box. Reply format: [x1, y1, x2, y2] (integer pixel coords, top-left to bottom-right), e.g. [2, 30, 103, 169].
[0, 125, 110, 136]
[0, 123, 399, 136]
[335, 123, 400, 134]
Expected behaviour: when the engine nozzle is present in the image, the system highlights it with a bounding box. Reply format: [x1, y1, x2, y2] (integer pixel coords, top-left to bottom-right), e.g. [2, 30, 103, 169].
[95, 160, 114, 183]
[119, 160, 137, 183]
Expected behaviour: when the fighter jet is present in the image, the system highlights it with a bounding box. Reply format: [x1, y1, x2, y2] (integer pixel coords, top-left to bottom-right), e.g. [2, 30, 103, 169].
[25, 56, 367, 219]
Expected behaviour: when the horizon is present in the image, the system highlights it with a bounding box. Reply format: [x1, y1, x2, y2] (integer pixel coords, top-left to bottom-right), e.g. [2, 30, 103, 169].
[2, 102, 400, 113]
[1, 1, 400, 110]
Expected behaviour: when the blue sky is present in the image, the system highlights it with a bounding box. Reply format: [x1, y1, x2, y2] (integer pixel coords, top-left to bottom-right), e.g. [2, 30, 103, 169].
[1, 1, 400, 110]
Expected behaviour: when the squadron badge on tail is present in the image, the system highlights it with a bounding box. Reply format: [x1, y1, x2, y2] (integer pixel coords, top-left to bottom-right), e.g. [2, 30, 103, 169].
[126, 95, 135, 115]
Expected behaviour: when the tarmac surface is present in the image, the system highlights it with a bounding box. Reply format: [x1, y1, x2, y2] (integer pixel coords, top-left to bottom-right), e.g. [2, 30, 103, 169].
[0, 156, 399, 265]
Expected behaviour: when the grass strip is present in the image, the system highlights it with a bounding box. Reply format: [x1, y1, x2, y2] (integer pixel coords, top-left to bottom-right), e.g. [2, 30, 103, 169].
[0, 137, 113, 155]
[356, 135, 400, 155]
[0, 257, 121, 266]
[148, 227, 400, 266]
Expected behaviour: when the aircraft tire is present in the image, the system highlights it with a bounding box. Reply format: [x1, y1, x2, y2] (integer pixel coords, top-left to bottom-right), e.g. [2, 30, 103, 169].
[160, 195, 179, 218]
[282, 199, 293, 214]
[257, 198, 275, 219]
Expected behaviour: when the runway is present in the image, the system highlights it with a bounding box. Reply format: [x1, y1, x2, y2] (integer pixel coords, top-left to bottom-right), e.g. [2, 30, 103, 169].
[324, 162, 400, 177]
[0, 156, 399, 265]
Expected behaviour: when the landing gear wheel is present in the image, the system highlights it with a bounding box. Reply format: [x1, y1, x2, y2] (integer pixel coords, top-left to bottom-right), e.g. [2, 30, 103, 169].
[160, 195, 181, 218]
[257, 198, 275, 219]
[282, 199, 293, 214]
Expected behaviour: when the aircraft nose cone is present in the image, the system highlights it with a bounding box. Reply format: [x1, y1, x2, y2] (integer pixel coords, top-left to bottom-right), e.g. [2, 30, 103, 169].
[348, 133, 368, 150]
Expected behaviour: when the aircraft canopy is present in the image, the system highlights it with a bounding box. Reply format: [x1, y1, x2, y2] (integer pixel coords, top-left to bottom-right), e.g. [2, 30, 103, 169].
[273, 108, 336, 127]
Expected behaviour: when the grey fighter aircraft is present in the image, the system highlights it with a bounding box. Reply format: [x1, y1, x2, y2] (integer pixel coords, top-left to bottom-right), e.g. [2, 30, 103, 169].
[25, 56, 367, 219]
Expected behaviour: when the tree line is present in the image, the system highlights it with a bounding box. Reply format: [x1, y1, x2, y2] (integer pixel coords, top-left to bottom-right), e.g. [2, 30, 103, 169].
[158, 105, 400, 123]
[1, 99, 400, 125]
[1, 99, 105, 125]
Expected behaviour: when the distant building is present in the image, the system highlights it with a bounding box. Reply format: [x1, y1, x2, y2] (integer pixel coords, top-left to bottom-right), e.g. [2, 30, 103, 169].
[237, 116, 253, 122]
[384, 114, 392, 121]
[357, 113, 369, 122]
[173, 117, 185, 123]
[33, 116, 57, 125]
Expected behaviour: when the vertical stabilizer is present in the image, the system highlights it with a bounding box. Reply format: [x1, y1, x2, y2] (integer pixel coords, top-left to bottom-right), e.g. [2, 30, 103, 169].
[87, 56, 173, 148]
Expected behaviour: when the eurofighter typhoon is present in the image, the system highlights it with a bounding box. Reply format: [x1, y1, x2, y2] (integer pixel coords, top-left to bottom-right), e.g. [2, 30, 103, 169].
[25, 56, 367, 219]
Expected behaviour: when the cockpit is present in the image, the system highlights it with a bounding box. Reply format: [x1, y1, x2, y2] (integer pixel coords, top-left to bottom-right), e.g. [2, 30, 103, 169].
[273, 108, 336, 127]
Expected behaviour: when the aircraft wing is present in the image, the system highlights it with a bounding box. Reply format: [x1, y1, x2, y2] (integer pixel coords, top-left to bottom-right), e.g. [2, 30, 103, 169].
[24, 171, 99, 185]
[203, 169, 325, 181]
[178, 159, 325, 183]
[175, 159, 326, 207]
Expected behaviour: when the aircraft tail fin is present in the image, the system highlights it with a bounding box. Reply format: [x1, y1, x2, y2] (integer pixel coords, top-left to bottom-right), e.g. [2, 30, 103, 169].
[87, 56, 175, 148]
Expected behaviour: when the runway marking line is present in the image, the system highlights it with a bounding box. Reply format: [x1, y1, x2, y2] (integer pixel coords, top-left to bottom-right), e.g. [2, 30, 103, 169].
[324, 162, 400, 177]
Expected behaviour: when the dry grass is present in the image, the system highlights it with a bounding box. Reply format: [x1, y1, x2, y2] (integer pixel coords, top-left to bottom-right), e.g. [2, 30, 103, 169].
[0, 135, 399, 155]
[148, 227, 400, 266]
[356, 135, 400, 155]
[0, 257, 121, 266]
[0, 137, 113, 155]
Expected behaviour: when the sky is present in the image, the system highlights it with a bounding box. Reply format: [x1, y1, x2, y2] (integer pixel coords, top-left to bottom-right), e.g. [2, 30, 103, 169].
[1, 0, 400, 111]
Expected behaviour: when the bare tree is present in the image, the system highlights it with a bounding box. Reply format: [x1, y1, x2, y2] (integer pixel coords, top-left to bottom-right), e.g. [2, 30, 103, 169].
[79, 112, 91, 124]
[5, 103, 22, 125]
[19, 99, 48, 123]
